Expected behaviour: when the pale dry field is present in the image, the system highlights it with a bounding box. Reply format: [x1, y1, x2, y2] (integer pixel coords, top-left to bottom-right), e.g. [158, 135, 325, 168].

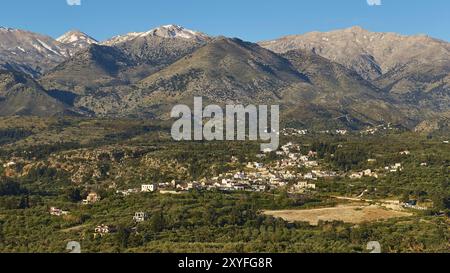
[264, 205, 413, 225]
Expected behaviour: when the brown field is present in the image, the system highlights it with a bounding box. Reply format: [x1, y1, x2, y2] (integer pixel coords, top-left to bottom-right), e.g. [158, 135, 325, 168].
[263, 205, 413, 225]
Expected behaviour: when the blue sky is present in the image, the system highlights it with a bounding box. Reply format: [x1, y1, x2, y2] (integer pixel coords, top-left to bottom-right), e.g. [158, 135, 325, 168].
[0, 0, 449, 42]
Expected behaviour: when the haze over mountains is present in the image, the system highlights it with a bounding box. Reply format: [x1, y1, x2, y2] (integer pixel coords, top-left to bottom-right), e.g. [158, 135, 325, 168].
[0, 25, 448, 130]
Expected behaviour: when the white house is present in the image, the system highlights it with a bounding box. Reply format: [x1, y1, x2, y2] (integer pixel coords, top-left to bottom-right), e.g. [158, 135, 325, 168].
[133, 212, 148, 223]
[304, 173, 316, 180]
[141, 184, 157, 192]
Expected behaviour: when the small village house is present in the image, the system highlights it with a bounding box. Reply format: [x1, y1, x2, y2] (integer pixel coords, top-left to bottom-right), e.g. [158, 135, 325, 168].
[94, 224, 116, 237]
[82, 192, 101, 205]
[49, 207, 69, 217]
[133, 212, 148, 223]
[141, 184, 157, 192]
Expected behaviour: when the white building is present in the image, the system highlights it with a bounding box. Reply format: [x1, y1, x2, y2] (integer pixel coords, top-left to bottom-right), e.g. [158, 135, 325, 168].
[292, 181, 316, 192]
[49, 207, 69, 216]
[141, 184, 157, 192]
[133, 212, 148, 222]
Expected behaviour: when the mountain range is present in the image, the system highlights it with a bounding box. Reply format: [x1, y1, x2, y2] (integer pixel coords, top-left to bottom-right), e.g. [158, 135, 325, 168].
[0, 25, 448, 130]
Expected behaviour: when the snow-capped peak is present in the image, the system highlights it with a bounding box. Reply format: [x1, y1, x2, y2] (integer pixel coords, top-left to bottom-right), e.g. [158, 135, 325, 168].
[0, 26, 16, 32]
[145, 24, 207, 39]
[103, 25, 209, 46]
[0, 27, 69, 67]
[57, 30, 97, 47]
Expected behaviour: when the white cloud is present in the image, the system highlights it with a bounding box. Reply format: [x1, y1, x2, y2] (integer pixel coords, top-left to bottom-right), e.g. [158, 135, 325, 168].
[367, 0, 382, 6]
[67, 0, 81, 6]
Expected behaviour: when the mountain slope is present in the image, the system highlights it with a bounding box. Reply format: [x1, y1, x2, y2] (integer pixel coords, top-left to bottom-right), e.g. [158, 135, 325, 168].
[104, 25, 210, 79]
[40, 44, 136, 94]
[280, 50, 416, 129]
[260, 26, 450, 122]
[70, 37, 415, 128]
[0, 26, 446, 130]
[136, 37, 308, 103]
[69, 37, 308, 117]
[259, 26, 450, 81]
[374, 61, 450, 114]
[41, 25, 211, 93]
[0, 27, 69, 76]
[0, 70, 80, 116]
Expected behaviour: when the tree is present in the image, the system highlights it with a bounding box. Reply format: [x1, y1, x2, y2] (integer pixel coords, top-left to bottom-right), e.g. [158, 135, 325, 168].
[0, 179, 26, 196]
[18, 196, 29, 209]
[116, 226, 130, 248]
[400, 192, 410, 203]
[203, 206, 217, 226]
[66, 187, 82, 202]
[149, 211, 165, 233]
[431, 193, 450, 212]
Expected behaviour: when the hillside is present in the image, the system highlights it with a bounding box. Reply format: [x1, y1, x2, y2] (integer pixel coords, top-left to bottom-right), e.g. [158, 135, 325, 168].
[0, 70, 81, 116]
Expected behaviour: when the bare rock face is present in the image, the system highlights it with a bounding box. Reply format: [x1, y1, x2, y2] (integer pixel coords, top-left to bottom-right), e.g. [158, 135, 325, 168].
[260, 26, 450, 122]
[0, 27, 70, 77]
[259, 26, 450, 81]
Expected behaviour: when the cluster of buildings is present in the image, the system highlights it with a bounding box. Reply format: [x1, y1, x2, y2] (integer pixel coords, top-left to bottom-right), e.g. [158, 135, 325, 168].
[281, 128, 349, 137]
[116, 184, 158, 196]
[289, 181, 316, 193]
[164, 142, 323, 193]
[361, 124, 396, 135]
[111, 142, 325, 195]
[348, 162, 404, 179]
[281, 128, 308, 136]
[110, 141, 416, 199]
[349, 169, 379, 179]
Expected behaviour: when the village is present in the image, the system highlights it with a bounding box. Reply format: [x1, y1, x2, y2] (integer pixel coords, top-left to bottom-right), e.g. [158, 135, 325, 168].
[0, 131, 439, 238]
[111, 142, 418, 196]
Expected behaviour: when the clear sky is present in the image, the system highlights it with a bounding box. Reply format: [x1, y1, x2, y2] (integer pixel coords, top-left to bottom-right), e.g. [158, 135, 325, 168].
[0, 0, 449, 42]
